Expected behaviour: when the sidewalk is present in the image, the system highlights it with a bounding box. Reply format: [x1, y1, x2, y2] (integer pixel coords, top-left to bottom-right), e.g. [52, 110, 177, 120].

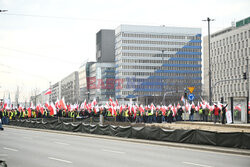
[147, 121, 250, 133]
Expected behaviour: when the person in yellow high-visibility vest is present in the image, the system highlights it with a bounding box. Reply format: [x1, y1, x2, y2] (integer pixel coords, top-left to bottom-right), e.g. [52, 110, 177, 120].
[135, 109, 140, 123]
[124, 109, 129, 122]
[199, 107, 203, 121]
[148, 109, 153, 123]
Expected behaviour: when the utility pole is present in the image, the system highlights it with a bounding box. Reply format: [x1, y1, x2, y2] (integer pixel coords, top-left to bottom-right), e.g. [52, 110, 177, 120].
[49, 81, 52, 103]
[15, 86, 19, 108]
[162, 50, 165, 105]
[247, 58, 249, 123]
[203, 17, 215, 105]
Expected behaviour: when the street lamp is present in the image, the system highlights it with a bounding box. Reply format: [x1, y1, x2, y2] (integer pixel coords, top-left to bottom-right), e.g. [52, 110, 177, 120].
[203, 17, 215, 105]
[133, 74, 139, 104]
[161, 50, 165, 105]
[246, 58, 249, 123]
[153, 67, 157, 104]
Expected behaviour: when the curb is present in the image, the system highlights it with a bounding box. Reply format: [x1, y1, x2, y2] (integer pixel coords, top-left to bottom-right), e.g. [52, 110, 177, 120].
[4, 125, 250, 156]
[175, 122, 250, 129]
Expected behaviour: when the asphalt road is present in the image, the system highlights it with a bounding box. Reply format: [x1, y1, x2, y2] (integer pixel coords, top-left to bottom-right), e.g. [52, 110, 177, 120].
[0, 127, 249, 167]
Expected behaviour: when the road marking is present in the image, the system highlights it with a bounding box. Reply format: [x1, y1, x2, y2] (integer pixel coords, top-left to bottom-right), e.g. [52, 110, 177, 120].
[0, 133, 9, 136]
[48, 157, 72, 164]
[54, 141, 70, 146]
[3, 147, 18, 152]
[183, 162, 213, 167]
[102, 149, 125, 154]
[178, 147, 250, 158]
[0, 154, 8, 157]
[23, 136, 33, 140]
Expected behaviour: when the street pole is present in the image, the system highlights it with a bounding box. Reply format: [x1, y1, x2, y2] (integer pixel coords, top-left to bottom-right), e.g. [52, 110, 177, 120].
[247, 58, 249, 123]
[203, 17, 214, 105]
[162, 50, 164, 105]
[153, 67, 156, 104]
[49, 82, 51, 103]
[134, 75, 138, 104]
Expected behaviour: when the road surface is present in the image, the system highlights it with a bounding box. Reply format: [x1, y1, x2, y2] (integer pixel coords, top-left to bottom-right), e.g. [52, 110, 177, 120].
[0, 127, 249, 167]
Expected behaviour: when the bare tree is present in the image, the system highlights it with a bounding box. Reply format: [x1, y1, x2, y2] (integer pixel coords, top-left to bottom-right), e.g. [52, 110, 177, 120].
[32, 88, 40, 107]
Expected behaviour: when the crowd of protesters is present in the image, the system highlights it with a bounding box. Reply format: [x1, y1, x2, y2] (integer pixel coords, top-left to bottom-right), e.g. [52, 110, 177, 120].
[0, 103, 229, 125]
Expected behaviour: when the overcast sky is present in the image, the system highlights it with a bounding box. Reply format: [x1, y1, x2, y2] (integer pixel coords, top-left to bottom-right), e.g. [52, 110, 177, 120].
[0, 0, 249, 102]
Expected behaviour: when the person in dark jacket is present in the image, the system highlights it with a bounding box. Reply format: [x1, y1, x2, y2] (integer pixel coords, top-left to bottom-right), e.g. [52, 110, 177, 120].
[37, 111, 42, 118]
[221, 104, 228, 124]
[0, 110, 3, 130]
[189, 107, 195, 121]
[168, 110, 173, 123]
[0, 110, 2, 120]
[177, 107, 183, 121]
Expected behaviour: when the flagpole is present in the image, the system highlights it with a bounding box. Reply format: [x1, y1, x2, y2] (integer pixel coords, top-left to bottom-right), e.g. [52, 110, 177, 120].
[49, 82, 51, 103]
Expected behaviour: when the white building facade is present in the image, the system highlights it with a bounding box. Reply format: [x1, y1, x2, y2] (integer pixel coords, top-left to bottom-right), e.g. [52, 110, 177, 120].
[61, 71, 79, 104]
[204, 18, 250, 102]
[203, 17, 250, 123]
[50, 82, 61, 103]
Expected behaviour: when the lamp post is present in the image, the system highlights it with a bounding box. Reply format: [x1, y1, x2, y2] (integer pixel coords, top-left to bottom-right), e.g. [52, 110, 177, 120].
[247, 58, 249, 123]
[161, 50, 165, 105]
[134, 74, 139, 104]
[203, 17, 214, 105]
[153, 67, 157, 104]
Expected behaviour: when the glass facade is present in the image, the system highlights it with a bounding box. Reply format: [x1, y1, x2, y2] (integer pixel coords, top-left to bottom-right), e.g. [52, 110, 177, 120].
[115, 25, 202, 104]
[79, 61, 95, 103]
[89, 62, 116, 104]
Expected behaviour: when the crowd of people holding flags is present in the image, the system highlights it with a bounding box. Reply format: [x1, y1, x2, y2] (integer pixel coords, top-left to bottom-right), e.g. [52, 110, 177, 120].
[1, 96, 243, 126]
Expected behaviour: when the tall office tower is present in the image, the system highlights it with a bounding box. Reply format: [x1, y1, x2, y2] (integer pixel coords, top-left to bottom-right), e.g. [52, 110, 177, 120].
[115, 25, 202, 104]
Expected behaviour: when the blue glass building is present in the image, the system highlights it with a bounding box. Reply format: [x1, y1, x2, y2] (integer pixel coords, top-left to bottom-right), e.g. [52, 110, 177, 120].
[115, 25, 202, 104]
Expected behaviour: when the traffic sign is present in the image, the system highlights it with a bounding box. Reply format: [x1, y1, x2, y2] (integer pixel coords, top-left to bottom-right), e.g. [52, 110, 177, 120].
[188, 93, 195, 101]
[188, 87, 195, 93]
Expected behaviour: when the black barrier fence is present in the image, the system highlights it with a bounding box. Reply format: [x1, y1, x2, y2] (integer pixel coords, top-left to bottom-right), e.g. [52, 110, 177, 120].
[19, 117, 115, 124]
[9, 119, 250, 149]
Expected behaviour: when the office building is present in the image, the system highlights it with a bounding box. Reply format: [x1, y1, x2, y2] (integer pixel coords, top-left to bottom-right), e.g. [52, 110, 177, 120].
[89, 62, 116, 104]
[115, 25, 202, 104]
[96, 29, 115, 62]
[203, 17, 250, 123]
[50, 82, 61, 103]
[61, 71, 79, 104]
[79, 61, 95, 103]
[204, 17, 250, 102]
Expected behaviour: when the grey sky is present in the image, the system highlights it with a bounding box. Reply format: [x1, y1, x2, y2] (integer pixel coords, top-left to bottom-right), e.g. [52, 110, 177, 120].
[0, 0, 249, 102]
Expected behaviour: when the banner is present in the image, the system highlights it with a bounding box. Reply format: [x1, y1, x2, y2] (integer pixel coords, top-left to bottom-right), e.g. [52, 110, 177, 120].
[226, 110, 232, 124]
